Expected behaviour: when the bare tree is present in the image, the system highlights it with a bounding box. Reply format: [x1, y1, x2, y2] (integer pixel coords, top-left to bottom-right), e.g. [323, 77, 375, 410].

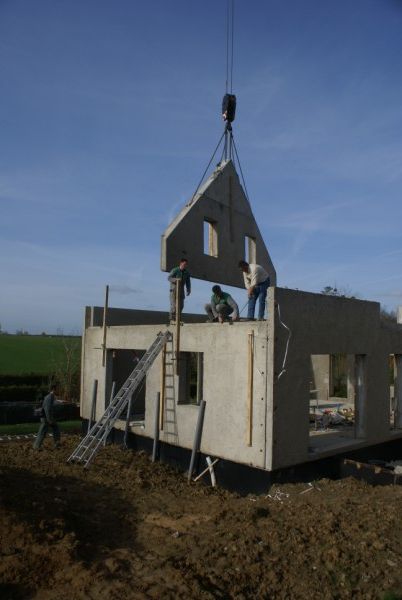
[50, 336, 81, 402]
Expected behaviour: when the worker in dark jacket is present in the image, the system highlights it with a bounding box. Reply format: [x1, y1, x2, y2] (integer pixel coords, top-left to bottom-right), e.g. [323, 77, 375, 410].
[168, 258, 191, 322]
[205, 285, 239, 323]
[33, 386, 61, 449]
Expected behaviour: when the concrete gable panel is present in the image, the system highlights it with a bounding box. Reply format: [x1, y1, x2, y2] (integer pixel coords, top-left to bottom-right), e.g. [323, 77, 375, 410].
[161, 159, 276, 288]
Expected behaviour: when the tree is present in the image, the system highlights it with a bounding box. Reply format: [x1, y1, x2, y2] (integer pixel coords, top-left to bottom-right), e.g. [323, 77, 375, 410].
[380, 307, 397, 326]
[50, 336, 81, 402]
[321, 285, 357, 299]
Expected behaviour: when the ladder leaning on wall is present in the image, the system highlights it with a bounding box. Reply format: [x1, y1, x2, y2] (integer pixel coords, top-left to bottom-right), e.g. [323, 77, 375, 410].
[67, 330, 173, 468]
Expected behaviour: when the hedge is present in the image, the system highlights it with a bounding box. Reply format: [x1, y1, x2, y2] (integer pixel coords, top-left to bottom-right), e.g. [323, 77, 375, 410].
[0, 374, 47, 386]
[0, 385, 48, 403]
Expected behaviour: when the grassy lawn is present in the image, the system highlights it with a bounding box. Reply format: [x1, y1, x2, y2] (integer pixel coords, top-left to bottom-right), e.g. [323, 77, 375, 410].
[0, 420, 82, 435]
[0, 335, 81, 375]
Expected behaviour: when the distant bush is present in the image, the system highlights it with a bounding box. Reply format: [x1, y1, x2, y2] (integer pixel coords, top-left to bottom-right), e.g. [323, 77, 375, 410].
[0, 374, 46, 387]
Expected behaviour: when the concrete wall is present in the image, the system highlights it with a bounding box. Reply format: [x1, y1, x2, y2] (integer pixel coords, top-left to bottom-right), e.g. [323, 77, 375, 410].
[85, 306, 205, 328]
[81, 290, 402, 473]
[81, 321, 271, 469]
[269, 287, 402, 470]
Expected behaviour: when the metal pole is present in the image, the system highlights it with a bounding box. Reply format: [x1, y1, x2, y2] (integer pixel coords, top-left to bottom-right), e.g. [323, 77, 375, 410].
[355, 355, 367, 438]
[188, 400, 206, 482]
[87, 379, 98, 434]
[160, 343, 166, 430]
[102, 284, 109, 367]
[124, 394, 133, 448]
[395, 354, 402, 428]
[193, 458, 219, 482]
[152, 392, 161, 462]
[206, 456, 217, 487]
[175, 279, 181, 376]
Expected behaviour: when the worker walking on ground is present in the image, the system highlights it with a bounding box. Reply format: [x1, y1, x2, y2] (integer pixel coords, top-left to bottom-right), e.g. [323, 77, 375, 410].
[205, 285, 239, 323]
[33, 385, 61, 450]
[168, 258, 191, 322]
[238, 260, 270, 320]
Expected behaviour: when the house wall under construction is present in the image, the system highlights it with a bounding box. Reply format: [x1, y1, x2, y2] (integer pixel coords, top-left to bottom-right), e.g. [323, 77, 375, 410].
[80, 287, 402, 472]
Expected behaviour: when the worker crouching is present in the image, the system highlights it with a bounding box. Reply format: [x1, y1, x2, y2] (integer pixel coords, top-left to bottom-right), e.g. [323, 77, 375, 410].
[205, 285, 239, 323]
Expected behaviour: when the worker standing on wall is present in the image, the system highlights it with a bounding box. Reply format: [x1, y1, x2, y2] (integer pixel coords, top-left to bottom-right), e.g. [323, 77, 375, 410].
[238, 260, 270, 320]
[205, 285, 239, 323]
[33, 385, 61, 450]
[168, 258, 191, 322]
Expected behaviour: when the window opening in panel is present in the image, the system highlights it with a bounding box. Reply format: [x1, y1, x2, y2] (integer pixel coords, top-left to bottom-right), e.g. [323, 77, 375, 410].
[178, 351, 203, 405]
[109, 349, 146, 419]
[244, 235, 256, 264]
[309, 354, 357, 453]
[392, 354, 402, 429]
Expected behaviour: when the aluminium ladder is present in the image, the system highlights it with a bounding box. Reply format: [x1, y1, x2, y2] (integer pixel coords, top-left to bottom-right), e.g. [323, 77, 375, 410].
[68, 330, 172, 468]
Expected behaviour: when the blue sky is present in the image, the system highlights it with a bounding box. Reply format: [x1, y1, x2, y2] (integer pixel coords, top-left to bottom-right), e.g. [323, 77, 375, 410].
[1, 0, 402, 333]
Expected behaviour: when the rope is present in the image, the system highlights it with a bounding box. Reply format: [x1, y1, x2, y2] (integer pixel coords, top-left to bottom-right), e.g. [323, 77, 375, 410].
[231, 133, 251, 204]
[189, 131, 226, 203]
[239, 300, 248, 315]
[276, 303, 292, 381]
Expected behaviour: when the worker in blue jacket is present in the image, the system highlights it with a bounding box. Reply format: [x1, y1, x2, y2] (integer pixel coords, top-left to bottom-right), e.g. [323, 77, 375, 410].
[33, 386, 61, 449]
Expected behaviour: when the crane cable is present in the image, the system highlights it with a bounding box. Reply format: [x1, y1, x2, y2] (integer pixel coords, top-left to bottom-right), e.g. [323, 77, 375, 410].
[226, 0, 235, 94]
[189, 0, 253, 204]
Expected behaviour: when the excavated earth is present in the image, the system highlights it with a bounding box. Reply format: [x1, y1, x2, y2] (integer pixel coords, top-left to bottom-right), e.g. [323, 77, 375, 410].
[1, 436, 402, 600]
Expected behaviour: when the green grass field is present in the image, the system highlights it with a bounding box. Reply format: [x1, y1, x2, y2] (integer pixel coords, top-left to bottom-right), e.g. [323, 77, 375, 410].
[0, 335, 81, 375]
[0, 420, 82, 435]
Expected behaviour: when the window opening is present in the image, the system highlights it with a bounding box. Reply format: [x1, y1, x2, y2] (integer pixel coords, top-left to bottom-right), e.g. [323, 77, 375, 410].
[109, 349, 146, 419]
[395, 354, 402, 429]
[178, 352, 203, 405]
[244, 235, 256, 264]
[204, 220, 218, 257]
[309, 354, 357, 449]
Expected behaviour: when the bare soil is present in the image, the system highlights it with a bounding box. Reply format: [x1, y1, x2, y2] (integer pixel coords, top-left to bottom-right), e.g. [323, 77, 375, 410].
[1, 436, 401, 599]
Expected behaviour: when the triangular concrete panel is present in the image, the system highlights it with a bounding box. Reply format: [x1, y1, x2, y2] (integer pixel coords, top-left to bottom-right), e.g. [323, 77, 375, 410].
[161, 159, 276, 288]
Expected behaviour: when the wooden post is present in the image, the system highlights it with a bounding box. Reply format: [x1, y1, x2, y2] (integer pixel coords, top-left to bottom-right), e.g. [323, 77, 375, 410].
[101, 284, 109, 367]
[247, 331, 254, 446]
[159, 343, 166, 430]
[175, 279, 181, 376]
[196, 352, 203, 405]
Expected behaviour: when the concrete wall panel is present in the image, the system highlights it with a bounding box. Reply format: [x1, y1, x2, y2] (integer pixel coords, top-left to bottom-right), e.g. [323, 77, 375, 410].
[161, 159, 276, 288]
[270, 287, 402, 469]
[81, 321, 270, 469]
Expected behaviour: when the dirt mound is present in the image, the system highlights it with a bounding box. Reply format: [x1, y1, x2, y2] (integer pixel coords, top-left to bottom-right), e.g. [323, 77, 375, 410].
[1, 437, 401, 599]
